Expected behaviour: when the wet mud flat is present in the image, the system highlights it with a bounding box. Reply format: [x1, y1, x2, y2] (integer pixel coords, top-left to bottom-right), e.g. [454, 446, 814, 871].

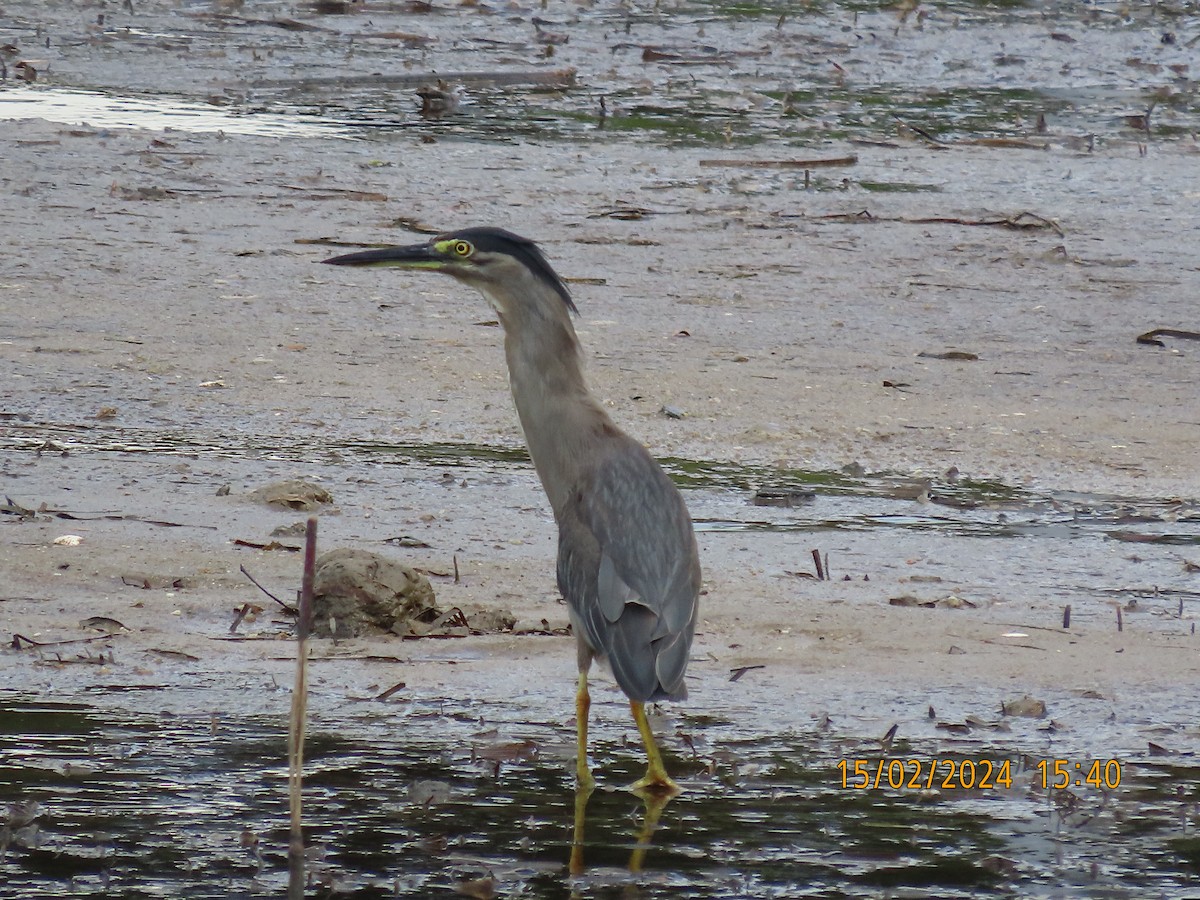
[3, 0, 1200, 895]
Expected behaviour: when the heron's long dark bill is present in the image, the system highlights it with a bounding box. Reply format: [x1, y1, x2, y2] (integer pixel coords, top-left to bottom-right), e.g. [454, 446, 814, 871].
[322, 244, 443, 269]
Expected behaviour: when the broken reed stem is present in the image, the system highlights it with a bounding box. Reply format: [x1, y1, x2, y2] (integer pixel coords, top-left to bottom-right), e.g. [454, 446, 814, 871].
[1116, 606, 1123, 633]
[287, 517, 318, 899]
[240, 563, 299, 615]
[811, 549, 825, 581]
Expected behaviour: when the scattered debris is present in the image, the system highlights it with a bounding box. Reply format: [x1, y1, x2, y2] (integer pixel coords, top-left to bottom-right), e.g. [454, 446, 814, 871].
[591, 203, 657, 220]
[374, 681, 407, 701]
[455, 874, 497, 900]
[936, 715, 1011, 733]
[1136, 328, 1200, 347]
[79, 616, 130, 633]
[461, 608, 517, 633]
[729, 664, 765, 682]
[247, 66, 576, 92]
[699, 155, 858, 169]
[121, 573, 188, 590]
[751, 488, 815, 508]
[917, 350, 980, 361]
[383, 535, 433, 548]
[271, 522, 309, 538]
[11, 633, 118, 650]
[880, 723, 898, 752]
[240, 565, 300, 615]
[417, 80, 466, 118]
[980, 856, 1019, 876]
[1, 497, 36, 518]
[233, 538, 301, 552]
[512, 618, 570, 636]
[229, 602, 265, 633]
[146, 648, 201, 662]
[800, 209, 1063, 236]
[110, 184, 175, 201]
[811, 549, 828, 581]
[474, 740, 538, 764]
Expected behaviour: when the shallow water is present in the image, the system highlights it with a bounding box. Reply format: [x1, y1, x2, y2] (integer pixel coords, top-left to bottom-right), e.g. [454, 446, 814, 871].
[0, 87, 351, 138]
[2, 692, 1199, 898]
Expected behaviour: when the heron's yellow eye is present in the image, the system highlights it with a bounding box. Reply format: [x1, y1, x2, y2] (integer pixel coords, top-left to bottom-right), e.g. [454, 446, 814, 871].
[453, 240, 473, 257]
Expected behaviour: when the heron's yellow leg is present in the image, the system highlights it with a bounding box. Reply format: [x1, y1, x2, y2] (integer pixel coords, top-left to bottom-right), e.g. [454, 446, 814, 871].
[570, 672, 595, 877]
[575, 671, 595, 792]
[629, 701, 681, 795]
[568, 775, 593, 876]
[628, 790, 672, 874]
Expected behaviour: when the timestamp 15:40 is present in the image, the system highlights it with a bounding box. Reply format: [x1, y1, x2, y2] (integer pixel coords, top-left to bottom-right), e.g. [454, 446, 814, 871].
[1037, 758, 1122, 790]
[836, 758, 1123, 791]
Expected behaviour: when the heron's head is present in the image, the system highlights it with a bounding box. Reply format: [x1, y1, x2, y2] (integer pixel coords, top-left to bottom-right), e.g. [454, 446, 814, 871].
[322, 227, 577, 317]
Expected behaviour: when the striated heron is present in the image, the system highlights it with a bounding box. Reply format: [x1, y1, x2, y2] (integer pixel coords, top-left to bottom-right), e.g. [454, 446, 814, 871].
[323, 227, 701, 794]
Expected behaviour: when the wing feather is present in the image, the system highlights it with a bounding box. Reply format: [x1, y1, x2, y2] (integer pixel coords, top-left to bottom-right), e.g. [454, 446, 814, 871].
[557, 437, 701, 701]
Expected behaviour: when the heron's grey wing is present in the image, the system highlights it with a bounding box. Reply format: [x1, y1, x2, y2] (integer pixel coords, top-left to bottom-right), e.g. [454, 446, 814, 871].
[573, 439, 701, 701]
[555, 513, 606, 664]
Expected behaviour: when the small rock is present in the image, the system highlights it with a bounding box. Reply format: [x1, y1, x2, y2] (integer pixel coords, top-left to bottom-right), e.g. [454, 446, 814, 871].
[250, 479, 333, 510]
[312, 548, 438, 638]
[271, 522, 309, 537]
[1001, 695, 1047, 718]
[466, 608, 517, 633]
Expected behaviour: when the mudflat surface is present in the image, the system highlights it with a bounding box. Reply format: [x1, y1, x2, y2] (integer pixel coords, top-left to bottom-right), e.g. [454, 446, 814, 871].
[1, 1, 1199, 895]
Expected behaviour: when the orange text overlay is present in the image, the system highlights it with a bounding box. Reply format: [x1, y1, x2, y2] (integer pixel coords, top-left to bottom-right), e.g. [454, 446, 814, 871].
[836, 758, 1123, 791]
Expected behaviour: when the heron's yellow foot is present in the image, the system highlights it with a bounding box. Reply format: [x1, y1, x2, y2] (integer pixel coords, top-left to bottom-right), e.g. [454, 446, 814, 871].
[631, 768, 681, 797]
[629, 700, 682, 796]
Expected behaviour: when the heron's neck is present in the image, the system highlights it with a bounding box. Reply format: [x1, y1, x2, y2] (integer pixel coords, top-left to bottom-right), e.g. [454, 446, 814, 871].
[500, 308, 613, 515]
